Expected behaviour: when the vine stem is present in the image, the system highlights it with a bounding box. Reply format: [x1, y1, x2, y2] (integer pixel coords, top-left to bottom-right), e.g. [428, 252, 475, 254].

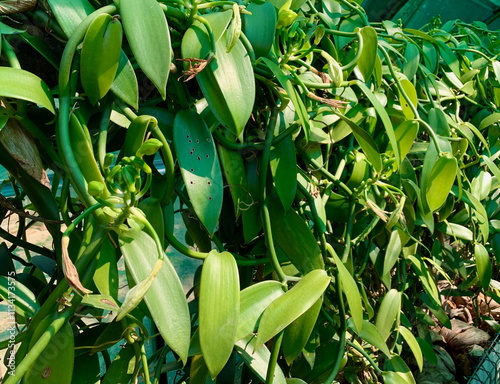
[265, 331, 284, 384]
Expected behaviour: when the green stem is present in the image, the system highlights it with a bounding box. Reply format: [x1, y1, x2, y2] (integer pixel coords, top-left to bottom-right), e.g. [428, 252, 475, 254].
[341, 30, 364, 71]
[297, 183, 327, 258]
[2, 37, 21, 69]
[140, 340, 151, 384]
[151, 126, 176, 205]
[345, 340, 383, 374]
[265, 331, 284, 384]
[98, 98, 113, 171]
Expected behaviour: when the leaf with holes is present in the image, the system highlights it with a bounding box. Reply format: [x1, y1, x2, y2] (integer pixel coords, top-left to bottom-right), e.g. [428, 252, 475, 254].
[174, 109, 223, 234]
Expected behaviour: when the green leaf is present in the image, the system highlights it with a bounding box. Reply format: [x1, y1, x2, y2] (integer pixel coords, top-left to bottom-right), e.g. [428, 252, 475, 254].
[0, 276, 39, 318]
[270, 135, 297, 211]
[382, 231, 402, 288]
[235, 335, 287, 384]
[348, 319, 391, 357]
[101, 343, 136, 384]
[330, 249, 363, 333]
[0, 67, 55, 113]
[335, 112, 382, 172]
[217, 143, 250, 219]
[268, 198, 324, 274]
[428, 107, 450, 136]
[358, 26, 378, 81]
[199, 250, 240, 378]
[398, 326, 423, 371]
[46, 0, 95, 37]
[282, 298, 322, 364]
[120, 0, 171, 98]
[80, 14, 122, 104]
[408, 255, 440, 304]
[354, 81, 400, 167]
[375, 289, 401, 341]
[174, 109, 223, 234]
[255, 269, 330, 347]
[384, 356, 416, 384]
[397, 79, 418, 120]
[110, 51, 139, 109]
[237, 280, 285, 341]
[119, 229, 190, 363]
[25, 319, 74, 384]
[72, 353, 100, 384]
[403, 43, 420, 80]
[262, 57, 311, 141]
[242, 3, 277, 58]
[426, 153, 457, 212]
[475, 243, 492, 290]
[436, 41, 460, 77]
[81, 294, 120, 312]
[93, 237, 118, 299]
[394, 120, 419, 160]
[182, 13, 255, 139]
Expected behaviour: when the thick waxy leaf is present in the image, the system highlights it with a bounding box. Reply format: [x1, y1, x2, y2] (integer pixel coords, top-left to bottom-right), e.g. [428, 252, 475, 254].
[72, 353, 100, 384]
[199, 250, 240, 378]
[235, 335, 287, 384]
[408, 255, 440, 305]
[242, 3, 277, 58]
[255, 269, 330, 347]
[428, 107, 450, 136]
[101, 344, 136, 384]
[282, 298, 322, 364]
[335, 112, 382, 172]
[0, 67, 54, 113]
[237, 280, 285, 341]
[403, 43, 420, 79]
[93, 237, 118, 298]
[270, 135, 297, 211]
[218, 143, 251, 219]
[382, 231, 402, 288]
[121, 115, 156, 158]
[110, 51, 139, 109]
[394, 120, 419, 160]
[330, 249, 363, 333]
[25, 318, 74, 384]
[120, 0, 171, 98]
[348, 319, 391, 357]
[80, 14, 122, 104]
[398, 326, 423, 371]
[397, 79, 418, 120]
[426, 153, 457, 212]
[268, 199, 324, 274]
[182, 13, 255, 139]
[475, 243, 492, 290]
[119, 229, 190, 363]
[358, 26, 378, 81]
[0, 276, 39, 318]
[46, 0, 94, 37]
[174, 109, 223, 234]
[375, 289, 401, 342]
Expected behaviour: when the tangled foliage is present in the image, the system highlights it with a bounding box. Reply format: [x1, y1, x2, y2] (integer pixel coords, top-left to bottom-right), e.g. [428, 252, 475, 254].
[0, 0, 500, 383]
